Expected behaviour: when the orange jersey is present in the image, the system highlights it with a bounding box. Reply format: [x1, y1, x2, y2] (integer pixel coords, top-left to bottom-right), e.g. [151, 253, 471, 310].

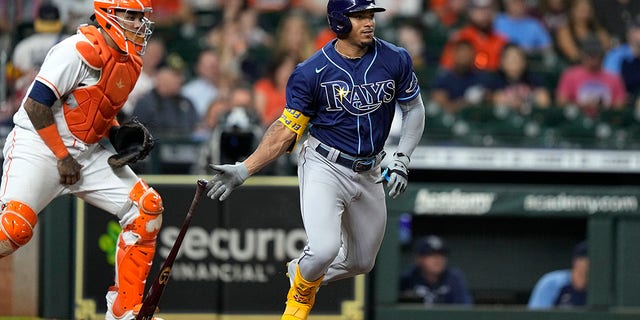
[63, 25, 142, 144]
[439, 26, 508, 71]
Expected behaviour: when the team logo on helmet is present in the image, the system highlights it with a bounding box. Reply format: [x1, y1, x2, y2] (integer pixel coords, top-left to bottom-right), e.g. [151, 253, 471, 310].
[93, 0, 154, 55]
[321, 80, 395, 116]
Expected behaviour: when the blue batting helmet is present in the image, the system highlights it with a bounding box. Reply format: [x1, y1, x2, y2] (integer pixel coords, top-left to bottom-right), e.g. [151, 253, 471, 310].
[327, 0, 386, 35]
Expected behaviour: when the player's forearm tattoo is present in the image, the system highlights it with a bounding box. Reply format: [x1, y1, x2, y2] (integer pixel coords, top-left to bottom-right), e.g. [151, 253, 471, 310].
[260, 121, 296, 156]
[24, 98, 56, 130]
[245, 121, 296, 174]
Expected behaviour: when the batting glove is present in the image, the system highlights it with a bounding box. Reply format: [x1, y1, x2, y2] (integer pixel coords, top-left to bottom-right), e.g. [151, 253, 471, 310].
[207, 163, 249, 201]
[376, 152, 409, 199]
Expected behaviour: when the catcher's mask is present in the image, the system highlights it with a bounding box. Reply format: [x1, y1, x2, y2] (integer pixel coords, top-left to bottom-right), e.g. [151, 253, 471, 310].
[93, 0, 154, 55]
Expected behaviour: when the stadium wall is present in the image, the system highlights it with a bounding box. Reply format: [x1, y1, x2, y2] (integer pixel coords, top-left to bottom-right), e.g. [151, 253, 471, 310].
[3, 174, 639, 319]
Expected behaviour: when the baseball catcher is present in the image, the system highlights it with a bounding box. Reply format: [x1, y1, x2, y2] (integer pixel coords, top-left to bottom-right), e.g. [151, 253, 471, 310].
[0, 1, 166, 319]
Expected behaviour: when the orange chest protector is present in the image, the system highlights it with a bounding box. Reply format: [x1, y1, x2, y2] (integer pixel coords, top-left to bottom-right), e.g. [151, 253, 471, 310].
[64, 25, 142, 144]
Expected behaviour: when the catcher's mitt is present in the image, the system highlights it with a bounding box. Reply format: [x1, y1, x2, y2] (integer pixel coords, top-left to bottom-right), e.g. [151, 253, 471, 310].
[108, 118, 155, 168]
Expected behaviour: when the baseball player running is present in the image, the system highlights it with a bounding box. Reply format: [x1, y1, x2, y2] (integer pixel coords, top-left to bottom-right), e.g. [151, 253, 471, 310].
[207, 0, 425, 319]
[0, 1, 163, 319]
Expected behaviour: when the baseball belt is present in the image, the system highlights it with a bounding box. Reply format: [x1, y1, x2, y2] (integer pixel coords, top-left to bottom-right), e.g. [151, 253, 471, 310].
[310, 136, 385, 172]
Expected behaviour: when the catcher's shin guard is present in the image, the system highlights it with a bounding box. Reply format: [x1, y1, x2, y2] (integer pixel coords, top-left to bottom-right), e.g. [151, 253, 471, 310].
[0, 201, 37, 258]
[281, 265, 324, 320]
[109, 179, 163, 318]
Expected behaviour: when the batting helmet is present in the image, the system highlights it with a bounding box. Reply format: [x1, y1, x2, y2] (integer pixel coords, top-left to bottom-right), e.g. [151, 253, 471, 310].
[327, 0, 386, 35]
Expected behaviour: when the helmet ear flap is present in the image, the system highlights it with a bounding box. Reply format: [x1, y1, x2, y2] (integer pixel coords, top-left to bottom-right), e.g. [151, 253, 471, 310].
[328, 11, 352, 35]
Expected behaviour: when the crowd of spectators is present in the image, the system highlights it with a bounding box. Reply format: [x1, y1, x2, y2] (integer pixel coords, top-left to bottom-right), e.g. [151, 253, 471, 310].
[2, 0, 640, 173]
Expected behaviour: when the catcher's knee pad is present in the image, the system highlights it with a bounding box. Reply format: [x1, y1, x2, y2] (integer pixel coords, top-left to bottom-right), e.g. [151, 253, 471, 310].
[0, 201, 37, 258]
[124, 178, 164, 240]
[111, 179, 163, 317]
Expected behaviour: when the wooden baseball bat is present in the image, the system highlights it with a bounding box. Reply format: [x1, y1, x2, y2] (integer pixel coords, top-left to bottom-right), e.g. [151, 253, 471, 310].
[135, 179, 208, 320]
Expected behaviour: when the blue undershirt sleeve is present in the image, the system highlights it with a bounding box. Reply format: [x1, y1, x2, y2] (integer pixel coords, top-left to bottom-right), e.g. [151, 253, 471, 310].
[28, 80, 58, 107]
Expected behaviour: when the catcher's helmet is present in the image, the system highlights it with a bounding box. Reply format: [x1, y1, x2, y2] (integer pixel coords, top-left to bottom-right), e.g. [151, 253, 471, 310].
[93, 0, 154, 55]
[327, 0, 385, 35]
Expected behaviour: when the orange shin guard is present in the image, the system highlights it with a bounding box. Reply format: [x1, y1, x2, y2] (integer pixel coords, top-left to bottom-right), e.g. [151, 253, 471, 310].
[111, 180, 163, 317]
[0, 201, 37, 258]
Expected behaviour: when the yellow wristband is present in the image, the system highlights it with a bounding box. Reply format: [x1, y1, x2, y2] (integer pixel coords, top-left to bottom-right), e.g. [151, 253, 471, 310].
[36, 124, 69, 160]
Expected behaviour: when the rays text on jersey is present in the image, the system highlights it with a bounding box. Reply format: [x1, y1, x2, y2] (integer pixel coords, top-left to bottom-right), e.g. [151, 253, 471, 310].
[320, 79, 395, 115]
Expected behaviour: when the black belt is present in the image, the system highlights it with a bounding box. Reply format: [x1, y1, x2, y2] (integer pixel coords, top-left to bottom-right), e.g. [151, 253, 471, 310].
[314, 143, 384, 172]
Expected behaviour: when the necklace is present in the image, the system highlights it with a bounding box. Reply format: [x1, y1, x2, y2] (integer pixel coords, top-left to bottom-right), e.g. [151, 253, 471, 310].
[334, 41, 363, 59]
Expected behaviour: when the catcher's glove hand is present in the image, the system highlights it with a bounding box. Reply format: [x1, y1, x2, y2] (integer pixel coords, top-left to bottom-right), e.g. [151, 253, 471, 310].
[108, 118, 155, 168]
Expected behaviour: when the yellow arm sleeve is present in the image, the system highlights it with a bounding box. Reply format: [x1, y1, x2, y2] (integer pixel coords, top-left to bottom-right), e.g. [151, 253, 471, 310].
[278, 107, 310, 152]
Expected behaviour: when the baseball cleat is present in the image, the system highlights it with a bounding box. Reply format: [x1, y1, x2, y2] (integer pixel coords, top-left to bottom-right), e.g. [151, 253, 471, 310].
[282, 264, 323, 320]
[106, 288, 164, 320]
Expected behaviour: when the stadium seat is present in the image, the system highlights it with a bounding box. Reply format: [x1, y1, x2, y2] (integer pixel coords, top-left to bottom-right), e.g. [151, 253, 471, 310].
[597, 108, 634, 128]
[554, 112, 597, 148]
[457, 103, 498, 124]
[486, 111, 527, 146]
[423, 102, 456, 143]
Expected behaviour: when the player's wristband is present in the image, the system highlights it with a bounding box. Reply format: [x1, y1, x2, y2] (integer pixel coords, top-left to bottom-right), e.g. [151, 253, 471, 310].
[36, 124, 69, 160]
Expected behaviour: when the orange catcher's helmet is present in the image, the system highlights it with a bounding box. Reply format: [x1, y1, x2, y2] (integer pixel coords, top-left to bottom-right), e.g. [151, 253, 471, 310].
[93, 0, 154, 55]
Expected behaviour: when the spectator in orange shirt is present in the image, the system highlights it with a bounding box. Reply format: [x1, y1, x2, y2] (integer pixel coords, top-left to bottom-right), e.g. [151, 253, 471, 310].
[432, 40, 493, 114]
[439, 0, 508, 71]
[253, 54, 299, 127]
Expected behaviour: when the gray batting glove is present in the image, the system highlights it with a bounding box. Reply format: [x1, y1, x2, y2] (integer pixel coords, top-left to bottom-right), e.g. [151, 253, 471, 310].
[207, 163, 249, 201]
[376, 153, 409, 199]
